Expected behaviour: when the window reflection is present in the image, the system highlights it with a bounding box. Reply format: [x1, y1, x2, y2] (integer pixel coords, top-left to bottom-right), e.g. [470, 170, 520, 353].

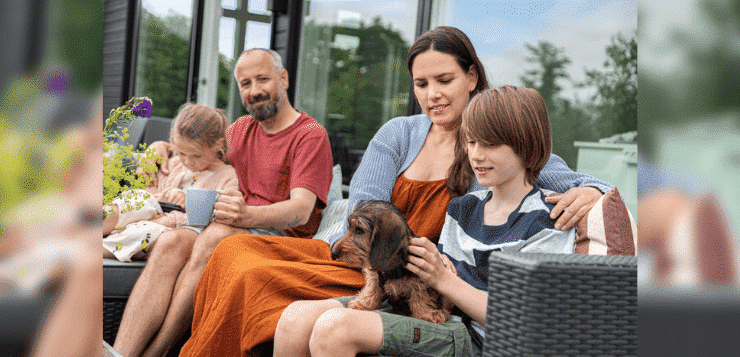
[133, 2, 193, 119]
[296, 0, 418, 182]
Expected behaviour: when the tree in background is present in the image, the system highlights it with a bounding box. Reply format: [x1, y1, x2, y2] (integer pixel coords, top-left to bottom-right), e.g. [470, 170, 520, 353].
[582, 32, 637, 136]
[519, 40, 586, 168]
[519, 41, 571, 112]
[135, 9, 191, 119]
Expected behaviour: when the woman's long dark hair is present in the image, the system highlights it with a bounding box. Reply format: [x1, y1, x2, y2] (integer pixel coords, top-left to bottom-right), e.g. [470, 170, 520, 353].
[406, 26, 490, 198]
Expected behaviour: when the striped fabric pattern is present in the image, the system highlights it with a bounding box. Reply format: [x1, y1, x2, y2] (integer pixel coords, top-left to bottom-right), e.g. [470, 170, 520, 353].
[438, 186, 576, 340]
[575, 187, 637, 255]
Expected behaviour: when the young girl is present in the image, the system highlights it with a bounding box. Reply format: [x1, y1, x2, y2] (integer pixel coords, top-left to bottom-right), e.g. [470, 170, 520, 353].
[103, 103, 239, 262]
[273, 85, 576, 357]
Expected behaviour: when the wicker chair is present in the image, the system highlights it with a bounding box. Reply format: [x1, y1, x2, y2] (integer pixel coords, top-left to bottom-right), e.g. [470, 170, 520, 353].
[483, 252, 637, 357]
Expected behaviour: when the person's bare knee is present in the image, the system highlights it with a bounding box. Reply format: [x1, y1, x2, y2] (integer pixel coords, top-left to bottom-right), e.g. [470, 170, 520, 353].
[189, 222, 246, 267]
[308, 308, 382, 356]
[147, 229, 197, 274]
[275, 300, 344, 356]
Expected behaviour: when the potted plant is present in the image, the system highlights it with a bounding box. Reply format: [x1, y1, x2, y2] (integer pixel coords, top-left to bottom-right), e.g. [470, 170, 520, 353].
[103, 97, 161, 219]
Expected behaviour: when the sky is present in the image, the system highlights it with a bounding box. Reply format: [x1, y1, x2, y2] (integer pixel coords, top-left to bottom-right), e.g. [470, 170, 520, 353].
[436, 0, 637, 101]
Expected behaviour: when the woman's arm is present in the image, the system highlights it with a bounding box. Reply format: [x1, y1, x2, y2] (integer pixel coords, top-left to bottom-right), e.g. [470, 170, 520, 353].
[538, 153, 612, 193]
[538, 154, 613, 230]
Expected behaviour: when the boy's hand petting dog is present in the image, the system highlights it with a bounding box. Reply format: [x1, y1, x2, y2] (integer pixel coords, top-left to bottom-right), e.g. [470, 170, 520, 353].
[405, 237, 456, 290]
[546, 186, 603, 230]
[213, 189, 250, 228]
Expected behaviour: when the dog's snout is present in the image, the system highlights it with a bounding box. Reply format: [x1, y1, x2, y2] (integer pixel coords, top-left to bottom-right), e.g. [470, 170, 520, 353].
[331, 248, 341, 260]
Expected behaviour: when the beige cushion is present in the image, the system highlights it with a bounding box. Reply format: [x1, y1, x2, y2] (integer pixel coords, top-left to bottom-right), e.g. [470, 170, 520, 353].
[575, 187, 637, 255]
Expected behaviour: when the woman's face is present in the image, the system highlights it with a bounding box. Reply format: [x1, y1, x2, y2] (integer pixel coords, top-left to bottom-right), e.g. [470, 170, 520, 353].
[411, 50, 478, 129]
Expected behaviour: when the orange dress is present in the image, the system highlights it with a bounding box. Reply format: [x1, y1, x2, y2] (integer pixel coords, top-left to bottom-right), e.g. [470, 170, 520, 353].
[180, 175, 451, 356]
[391, 174, 450, 244]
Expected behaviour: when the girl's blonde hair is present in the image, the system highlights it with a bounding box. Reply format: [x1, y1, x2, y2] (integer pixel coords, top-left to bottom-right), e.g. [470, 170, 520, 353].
[170, 103, 230, 163]
[460, 85, 552, 185]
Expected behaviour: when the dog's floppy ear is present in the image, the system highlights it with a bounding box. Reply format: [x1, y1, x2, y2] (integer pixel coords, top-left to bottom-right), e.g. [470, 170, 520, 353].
[369, 214, 410, 272]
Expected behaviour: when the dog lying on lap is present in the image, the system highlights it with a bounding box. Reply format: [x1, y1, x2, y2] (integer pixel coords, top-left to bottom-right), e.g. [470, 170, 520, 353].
[331, 200, 454, 323]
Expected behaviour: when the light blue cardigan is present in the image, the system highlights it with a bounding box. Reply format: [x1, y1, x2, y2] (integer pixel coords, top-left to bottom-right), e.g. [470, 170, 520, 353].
[325, 114, 612, 247]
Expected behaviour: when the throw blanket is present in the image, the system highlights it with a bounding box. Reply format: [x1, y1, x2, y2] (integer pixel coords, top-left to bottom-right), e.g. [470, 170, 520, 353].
[179, 235, 365, 356]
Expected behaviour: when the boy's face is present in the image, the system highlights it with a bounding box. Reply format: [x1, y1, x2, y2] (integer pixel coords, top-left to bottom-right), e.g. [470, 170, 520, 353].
[466, 140, 528, 189]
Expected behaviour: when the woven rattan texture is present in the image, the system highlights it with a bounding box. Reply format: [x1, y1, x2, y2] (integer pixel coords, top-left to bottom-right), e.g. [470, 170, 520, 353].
[483, 252, 637, 357]
[103, 299, 127, 345]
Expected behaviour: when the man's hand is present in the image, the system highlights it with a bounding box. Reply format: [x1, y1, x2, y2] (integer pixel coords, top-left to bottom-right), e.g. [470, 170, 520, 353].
[213, 189, 250, 228]
[545, 186, 603, 230]
[136, 141, 171, 186]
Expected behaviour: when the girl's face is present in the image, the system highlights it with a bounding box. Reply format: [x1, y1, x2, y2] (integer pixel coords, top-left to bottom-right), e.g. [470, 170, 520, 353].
[466, 139, 527, 189]
[172, 135, 223, 172]
[411, 50, 478, 129]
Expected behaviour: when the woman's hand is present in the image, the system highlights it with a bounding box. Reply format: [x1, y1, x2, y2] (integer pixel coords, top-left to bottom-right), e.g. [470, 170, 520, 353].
[545, 186, 603, 230]
[405, 237, 455, 290]
[213, 189, 250, 228]
[163, 190, 186, 207]
[136, 140, 171, 186]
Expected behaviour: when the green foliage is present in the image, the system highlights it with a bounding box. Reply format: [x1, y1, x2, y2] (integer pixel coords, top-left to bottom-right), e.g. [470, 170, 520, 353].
[321, 20, 411, 150]
[103, 97, 161, 218]
[135, 9, 191, 118]
[520, 41, 571, 111]
[60, 0, 102, 92]
[582, 32, 637, 136]
[0, 76, 79, 216]
[519, 36, 638, 169]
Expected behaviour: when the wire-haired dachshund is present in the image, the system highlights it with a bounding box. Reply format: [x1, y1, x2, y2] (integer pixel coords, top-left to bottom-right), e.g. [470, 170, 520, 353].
[331, 200, 454, 323]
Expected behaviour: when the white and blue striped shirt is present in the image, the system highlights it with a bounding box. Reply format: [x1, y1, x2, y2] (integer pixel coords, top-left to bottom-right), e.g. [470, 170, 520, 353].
[438, 185, 576, 340]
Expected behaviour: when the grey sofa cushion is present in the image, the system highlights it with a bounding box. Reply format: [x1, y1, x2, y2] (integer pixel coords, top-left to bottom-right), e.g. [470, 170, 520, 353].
[103, 258, 145, 298]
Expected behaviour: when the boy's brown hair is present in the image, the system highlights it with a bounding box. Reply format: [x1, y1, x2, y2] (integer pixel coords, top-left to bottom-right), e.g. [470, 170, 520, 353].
[170, 103, 230, 164]
[460, 85, 551, 185]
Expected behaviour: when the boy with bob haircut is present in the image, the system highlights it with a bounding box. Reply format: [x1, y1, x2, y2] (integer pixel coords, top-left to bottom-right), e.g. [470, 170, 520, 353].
[273, 85, 575, 357]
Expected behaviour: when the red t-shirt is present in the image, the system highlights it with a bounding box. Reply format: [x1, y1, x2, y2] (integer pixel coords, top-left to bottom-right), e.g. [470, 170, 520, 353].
[227, 111, 333, 237]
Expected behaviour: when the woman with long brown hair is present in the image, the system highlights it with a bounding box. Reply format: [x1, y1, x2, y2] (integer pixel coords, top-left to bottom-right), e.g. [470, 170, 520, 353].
[181, 26, 611, 356]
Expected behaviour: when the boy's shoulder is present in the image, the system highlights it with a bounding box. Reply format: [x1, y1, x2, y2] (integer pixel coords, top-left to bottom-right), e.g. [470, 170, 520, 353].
[448, 189, 489, 215]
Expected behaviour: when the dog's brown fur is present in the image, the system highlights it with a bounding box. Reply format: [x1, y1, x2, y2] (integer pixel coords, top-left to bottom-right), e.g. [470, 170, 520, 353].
[331, 200, 454, 323]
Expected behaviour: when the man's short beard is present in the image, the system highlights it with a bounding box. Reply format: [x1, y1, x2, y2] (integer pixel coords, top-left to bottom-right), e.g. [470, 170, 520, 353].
[246, 90, 283, 122]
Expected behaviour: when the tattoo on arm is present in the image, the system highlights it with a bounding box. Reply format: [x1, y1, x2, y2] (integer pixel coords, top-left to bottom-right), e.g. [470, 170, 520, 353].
[286, 216, 302, 229]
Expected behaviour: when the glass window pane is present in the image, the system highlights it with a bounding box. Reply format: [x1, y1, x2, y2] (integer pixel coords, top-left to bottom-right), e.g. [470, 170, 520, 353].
[133, 1, 193, 118]
[244, 21, 271, 50]
[219, 17, 236, 60]
[295, 0, 418, 182]
[217, 17, 237, 112]
[222, 0, 237, 10]
[248, 0, 268, 15]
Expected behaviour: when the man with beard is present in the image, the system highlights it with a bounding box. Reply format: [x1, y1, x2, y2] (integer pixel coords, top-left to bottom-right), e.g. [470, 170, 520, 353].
[112, 48, 333, 357]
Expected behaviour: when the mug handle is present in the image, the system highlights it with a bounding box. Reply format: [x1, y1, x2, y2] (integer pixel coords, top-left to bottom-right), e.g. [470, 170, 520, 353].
[211, 194, 223, 220]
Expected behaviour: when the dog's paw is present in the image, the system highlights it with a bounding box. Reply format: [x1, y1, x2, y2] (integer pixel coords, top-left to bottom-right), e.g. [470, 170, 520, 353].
[429, 310, 450, 324]
[348, 299, 373, 311]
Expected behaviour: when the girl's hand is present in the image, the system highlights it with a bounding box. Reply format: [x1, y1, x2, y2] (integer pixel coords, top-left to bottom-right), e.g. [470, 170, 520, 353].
[213, 189, 250, 228]
[545, 186, 603, 230]
[405, 237, 454, 289]
[163, 190, 186, 207]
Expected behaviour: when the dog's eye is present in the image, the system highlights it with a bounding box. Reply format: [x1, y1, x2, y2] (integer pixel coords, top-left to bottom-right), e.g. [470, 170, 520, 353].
[354, 227, 365, 235]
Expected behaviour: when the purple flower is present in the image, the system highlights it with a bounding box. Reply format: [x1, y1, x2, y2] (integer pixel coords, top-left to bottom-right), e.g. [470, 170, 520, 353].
[133, 100, 152, 118]
[45, 69, 70, 96]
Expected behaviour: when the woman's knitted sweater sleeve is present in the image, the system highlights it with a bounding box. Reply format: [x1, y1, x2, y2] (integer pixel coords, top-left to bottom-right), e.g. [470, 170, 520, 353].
[325, 116, 427, 246]
[538, 154, 613, 194]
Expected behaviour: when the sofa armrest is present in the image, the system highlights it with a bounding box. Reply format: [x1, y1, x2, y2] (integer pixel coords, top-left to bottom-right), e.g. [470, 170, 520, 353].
[483, 252, 637, 356]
